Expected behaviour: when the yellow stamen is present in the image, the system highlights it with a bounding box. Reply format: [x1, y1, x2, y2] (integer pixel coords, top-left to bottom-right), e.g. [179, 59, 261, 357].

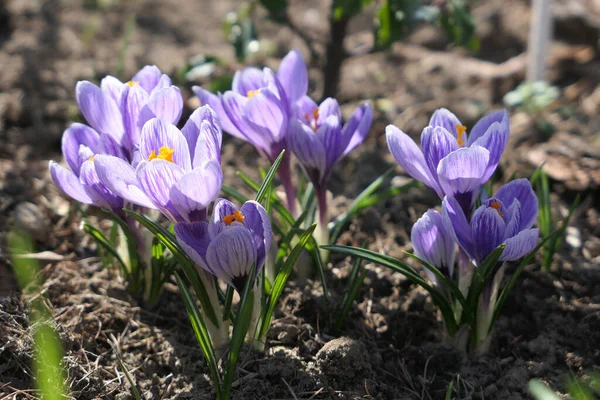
[148, 146, 175, 163]
[247, 89, 260, 99]
[89, 155, 95, 162]
[490, 201, 504, 217]
[456, 124, 467, 146]
[312, 107, 319, 121]
[127, 81, 139, 87]
[223, 209, 245, 225]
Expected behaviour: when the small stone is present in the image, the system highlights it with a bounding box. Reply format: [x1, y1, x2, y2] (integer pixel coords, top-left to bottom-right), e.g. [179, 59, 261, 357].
[13, 202, 50, 241]
[316, 337, 369, 379]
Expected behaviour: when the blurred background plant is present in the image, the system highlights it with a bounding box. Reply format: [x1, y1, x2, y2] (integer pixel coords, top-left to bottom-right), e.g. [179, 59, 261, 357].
[530, 374, 600, 400]
[503, 81, 560, 136]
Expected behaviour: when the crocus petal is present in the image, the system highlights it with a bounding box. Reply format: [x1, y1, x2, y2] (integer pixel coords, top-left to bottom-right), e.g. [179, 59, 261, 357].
[79, 160, 123, 210]
[94, 155, 155, 208]
[206, 226, 257, 290]
[209, 198, 238, 238]
[153, 74, 173, 92]
[222, 92, 261, 145]
[411, 209, 456, 278]
[437, 146, 490, 200]
[99, 133, 127, 159]
[442, 196, 475, 259]
[174, 221, 212, 272]
[501, 228, 539, 261]
[100, 76, 124, 105]
[136, 160, 186, 221]
[61, 123, 101, 175]
[76, 81, 125, 144]
[317, 98, 341, 123]
[193, 86, 244, 139]
[119, 83, 149, 152]
[494, 178, 538, 231]
[471, 206, 506, 264]
[181, 105, 222, 161]
[471, 120, 509, 182]
[140, 86, 184, 126]
[503, 198, 522, 239]
[243, 89, 288, 144]
[232, 67, 264, 95]
[317, 115, 343, 171]
[192, 121, 222, 168]
[241, 201, 272, 270]
[429, 108, 462, 138]
[294, 95, 318, 120]
[421, 126, 459, 178]
[49, 161, 94, 204]
[170, 161, 223, 222]
[77, 145, 95, 168]
[262, 68, 290, 114]
[277, 49, 308, 105]
[132, 65, 163, 93]
[342, 103, 373, 156]
[288, 119, 327, 184]
[139, 118, 191, 170]
[467, 109, 509, 146]
[386, 125, 441, 197]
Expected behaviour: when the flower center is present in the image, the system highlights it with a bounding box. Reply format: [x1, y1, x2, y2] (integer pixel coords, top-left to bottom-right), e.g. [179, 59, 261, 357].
[223, 210, 245, 225]
[148, 146, 175, 162]
[127, 81, 139, 87]
[304, 108, 320, 132]
[490, 200, 504, 217]
[247, 89, 260, 99]
[455, 124, 467, 146]
[89, 155, 95, 162]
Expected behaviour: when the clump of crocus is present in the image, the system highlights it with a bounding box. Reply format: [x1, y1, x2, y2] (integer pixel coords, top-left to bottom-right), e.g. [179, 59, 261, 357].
[288, 97, 372, 248]
[194, 50, 308, 216]
[386, 108, 509, 215]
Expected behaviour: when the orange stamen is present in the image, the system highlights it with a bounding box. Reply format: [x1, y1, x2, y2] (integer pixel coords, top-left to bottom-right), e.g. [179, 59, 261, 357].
[89, 155, 95, 162]
[456, 124, 467, 146]
[127, 81, 139, 87]
[491, 201, 504, 217]
[223, 209, 245, 225]
[148, 146, 175, 163]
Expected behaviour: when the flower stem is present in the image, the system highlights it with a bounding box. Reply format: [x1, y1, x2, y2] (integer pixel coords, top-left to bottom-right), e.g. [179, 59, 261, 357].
[277, 153, 298, 218]
[315, 187, 330, 261]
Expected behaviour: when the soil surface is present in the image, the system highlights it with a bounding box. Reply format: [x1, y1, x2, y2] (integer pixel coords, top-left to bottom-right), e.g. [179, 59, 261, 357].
[1, 0, 600, 399]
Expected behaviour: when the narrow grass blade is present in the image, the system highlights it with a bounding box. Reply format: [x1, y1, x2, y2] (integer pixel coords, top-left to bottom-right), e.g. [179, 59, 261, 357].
[175, 273, 222, 395]
[529, 379, 561, 400]
[84, 223, 129, 276]
[324, 244, 458, 335]
[255, 150, 285, 203]
[221, 184, 250, 204]
[259, 224, 317, 341]
[124, 210, 220, 327]
[305, 237, 329, 303]
[222, 265, 256, 399]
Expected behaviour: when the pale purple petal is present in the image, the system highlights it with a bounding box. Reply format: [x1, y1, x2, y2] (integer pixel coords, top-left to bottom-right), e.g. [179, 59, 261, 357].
[193, 121, 222, 168]
[139, 118, 191, 170]
[241, 200, 272, 270]
[49, 161, 94, 204]
[100, 76, 124, 105]
[209, 198, 237, 239]
[79, 160, 123, 210]
[501, 228, 539, 261]
[132, 65, 163, 93]
[495, 178, 538, 230]
[277, 49, 308, 104]
[467, 109, 509, 146]
[244, 89, 288, 144]
[471, 120, 509, 182]
[386, 124, 442, 197]
[153, 74, 173, 92]
[294, 95, 318, 120]
[94, 155, 155, 208]
[140, 86, 183, 126]
[437, 146, 490, 199]
[193, 86, 244, 139]
[181, 105, 222, 161]
[471, 206, 506, 264]
[136, 160, 186, 221]
[262, 68, 289, 114]
[206, 226, 257, 290]
[61, 123, 101, 174]
[316, 115, 343, 171]
[232, 67, 264, 95]
[411, 209, 456, 278]
[222, 92, 261, 145]
[99, 133, 127, 159]
[442, 196, 475, 260]
[120, 83, 149, 151]
[317, 98, 341, 123]
[429, 108, 462, 138]
[288, 119, 327, 184]
[76, 81, 125, 144]
[174, 221, 212, 272]
[421, 126, 459, 178]
[503, 198, 522, 239]
[170, 161, 223, 223]
[342, 103, 373, 156]
[77, 145, 95, 168]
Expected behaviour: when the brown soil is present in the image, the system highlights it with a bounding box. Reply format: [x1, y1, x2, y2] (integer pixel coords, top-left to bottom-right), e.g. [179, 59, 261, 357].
[1, 0, 599, 399]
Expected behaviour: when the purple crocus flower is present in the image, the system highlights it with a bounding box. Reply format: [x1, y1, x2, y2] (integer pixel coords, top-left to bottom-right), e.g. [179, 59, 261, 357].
[76, 65, 183, 157]
[175, 199, 272, 292]
[387, 109, 509, 215]
[442, 178, 539, 265]
[193, 49, 309, 215]
[49, 123, 126, 213]
[94, 106, 223, 222]
[411, 209, 456, 281]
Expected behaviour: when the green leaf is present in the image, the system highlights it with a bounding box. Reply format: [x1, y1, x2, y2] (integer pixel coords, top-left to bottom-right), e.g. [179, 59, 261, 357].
[175, 273, 221, 396]
[305, 237, 330, 303]
[258, 224, 318, 341]
[222, 264, 257, 399]
[324, 244, 458, 335]
[255, 150, 285, 203]
[334, 257, 367, 334]
[83, 223, 129, 276]
[374, 0, 419, 50]
[333, 0, 373, 20]
[259, 0, 288, 21]
[529, 379, 561, 400]
[438, 0, 479, 51]
[124, 210, 220, 327]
